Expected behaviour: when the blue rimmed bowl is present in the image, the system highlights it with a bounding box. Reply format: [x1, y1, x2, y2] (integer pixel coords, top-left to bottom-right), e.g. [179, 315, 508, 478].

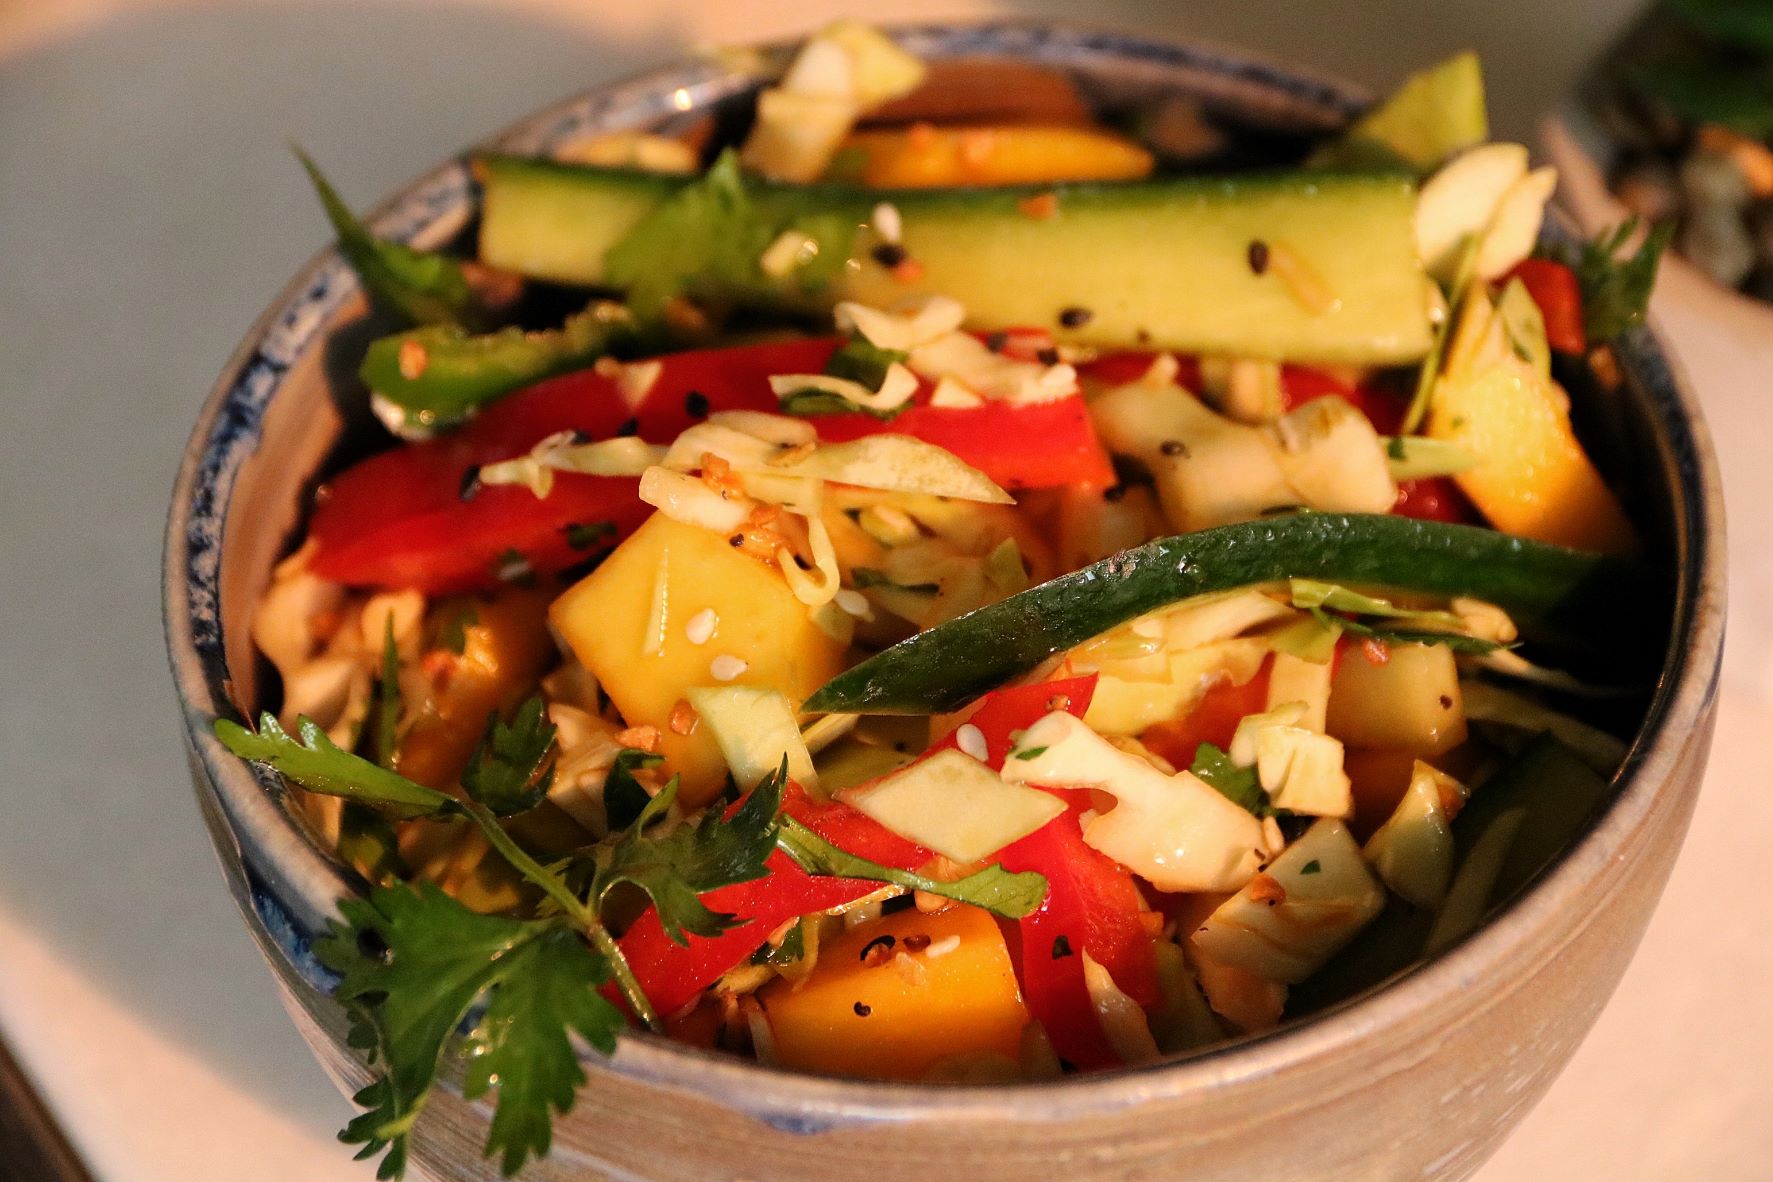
[165, 23, 1725, 1182]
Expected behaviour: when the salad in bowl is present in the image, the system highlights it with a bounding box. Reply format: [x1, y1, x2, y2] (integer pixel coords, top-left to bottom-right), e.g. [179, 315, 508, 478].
[178, 23, 1697, 1182]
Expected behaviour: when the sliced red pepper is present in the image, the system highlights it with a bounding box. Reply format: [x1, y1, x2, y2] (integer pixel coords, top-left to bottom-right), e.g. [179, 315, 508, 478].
[1139, 657, 1274, 774]
[616, 783, 929, 1019]
[996, 790, 1159, 1070]
[933, 674, 1159, 1070]
[1504, 258, 1587, 355]
[813, 396, 1115, 491]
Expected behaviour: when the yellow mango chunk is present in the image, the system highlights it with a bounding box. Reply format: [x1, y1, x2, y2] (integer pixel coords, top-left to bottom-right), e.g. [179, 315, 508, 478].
[839, 123, 1154, 188]
[397, 586, 554, 789]
[549, 513, 846, 807]
[1428, 361, 1637, 553]
[761, 905, 1029, 1080]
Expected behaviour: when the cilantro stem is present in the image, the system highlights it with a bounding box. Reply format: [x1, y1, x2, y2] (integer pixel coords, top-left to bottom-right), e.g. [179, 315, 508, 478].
[461, 801, 663, 1032]
[584, 924, 660, 1032]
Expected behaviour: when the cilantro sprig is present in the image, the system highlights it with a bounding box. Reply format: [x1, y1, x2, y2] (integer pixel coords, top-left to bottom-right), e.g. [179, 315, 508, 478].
[776, 817, 1047, 919]
[1541, 217, 1673, 345]
[1189, 742, 1271, 817]
[217, 705, 1039, 1179]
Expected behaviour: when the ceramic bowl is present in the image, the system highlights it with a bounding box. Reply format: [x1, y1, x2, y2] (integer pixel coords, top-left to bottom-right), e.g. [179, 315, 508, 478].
[166, 24, 1725, 1182]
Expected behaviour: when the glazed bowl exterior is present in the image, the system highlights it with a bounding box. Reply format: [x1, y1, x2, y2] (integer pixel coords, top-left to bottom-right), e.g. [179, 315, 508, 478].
[165, 24, 1726, 1182]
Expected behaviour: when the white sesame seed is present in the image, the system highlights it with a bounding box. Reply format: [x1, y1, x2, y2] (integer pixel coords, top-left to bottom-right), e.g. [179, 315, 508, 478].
[956, 723, 988, 762]
[833, 588, 872, 619]
[685, 608, 718, 645]
[923, 935, 961, 959]
[871, 201, 903, 244]
[710, 655, 748, 682]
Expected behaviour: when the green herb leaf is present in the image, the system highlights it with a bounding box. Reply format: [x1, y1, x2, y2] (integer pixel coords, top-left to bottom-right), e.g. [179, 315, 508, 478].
[592, 763, 786, 944]
[749, 920, 806, 966]
[460, 926, 622, 1175]
[1289, 580, 1466, 629]
[296, 149, 481, 328]
[1189, 743, 1271, 817]
[778, 389, 902, 420]
[316, 882, 622, 1180]
[1300, 858, 1323, 875]
[373, 616, 401, 770]
[604, 151, 857, 321]
[603, 749, 664, 831]
[436, 605, 477, 655]
[825, 338, 909, 390]
[775, 817, 1048, 919]
[1325, 613, 1508, 653]
[1013, 745, 1049, 761]
[215, 714, 461, 821]
[1544, 217, 1673, 344]
[564, 520, 617, 551]
[851, 567, 939, 594]
[461, 697, 557, 816]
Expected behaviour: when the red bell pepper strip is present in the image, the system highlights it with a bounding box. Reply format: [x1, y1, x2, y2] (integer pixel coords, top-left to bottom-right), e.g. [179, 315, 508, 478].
[934, 674, 1160, 1070]
[995, 790, 1159, 1070]
[1504, 258, 1587, 355]
[616, 783, 930, 1019]
[813, 396, 1115, 491]
[307, 340, 831, 593]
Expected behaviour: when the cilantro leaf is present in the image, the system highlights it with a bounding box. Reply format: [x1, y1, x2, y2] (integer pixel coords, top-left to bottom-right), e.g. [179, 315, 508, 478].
[1543, 217, 1673, 344]
[775, 817, 1048, 919]
[603, 748, 664, 831]
[1189, 743, 1271, 817]
[460, 926, 622, 1175]
[215, 714, 461, 820]
[592, 764, 786, 944]
[778, 389, 902, 420]
[461, 697, 557, 816]
[824, 338, 909, 390]
[603, 151, 858, 320]
[316, 882, 621, 1180]
[296, 149, 482, 328]
[372, 616, 401, 770]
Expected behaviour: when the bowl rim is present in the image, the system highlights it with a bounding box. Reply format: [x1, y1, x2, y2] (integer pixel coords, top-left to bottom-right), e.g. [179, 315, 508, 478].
[164, 19, 1727, 1130]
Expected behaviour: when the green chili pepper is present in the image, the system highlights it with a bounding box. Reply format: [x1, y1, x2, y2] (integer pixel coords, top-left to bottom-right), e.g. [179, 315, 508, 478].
[804, 514, 1655, 715]
[358, 302, 633, 426]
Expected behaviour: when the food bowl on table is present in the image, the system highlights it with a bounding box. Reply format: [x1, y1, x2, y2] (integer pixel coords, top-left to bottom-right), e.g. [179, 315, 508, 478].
[165, 23, 1725, 1182]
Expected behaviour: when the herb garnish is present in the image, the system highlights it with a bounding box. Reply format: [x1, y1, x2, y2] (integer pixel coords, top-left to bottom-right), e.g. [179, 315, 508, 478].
[1189, 743, 1271, 817]
[1540, 217, 1673, 344]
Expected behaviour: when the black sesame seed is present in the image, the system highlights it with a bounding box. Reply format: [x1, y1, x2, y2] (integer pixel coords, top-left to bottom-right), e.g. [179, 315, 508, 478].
[458, 465, 482, 501]
[1058, 306, 1093, 328]
[1036, 346, 1062, 366]
[728, 534, 745, 547]
[684, 390, 710, 419]
[984, 331, 1009, 353]
[1247, 240, 1270, 274]
[870, 242, 909, 268]
[1439, 694, 1454, 709]
[853, 1001, 872, 1017]
[1159, 439, 1189, 457]
[859, 934, 897, 963]
[1051, 935, 1073, 960]
[615, 417, 639, 438]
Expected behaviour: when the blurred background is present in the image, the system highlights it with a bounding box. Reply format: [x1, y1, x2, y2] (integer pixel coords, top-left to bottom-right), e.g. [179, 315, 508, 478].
[1, 0, 1767, 1178]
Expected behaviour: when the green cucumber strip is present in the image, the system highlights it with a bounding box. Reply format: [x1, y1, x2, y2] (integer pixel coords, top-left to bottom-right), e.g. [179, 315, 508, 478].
[804, 514, 1653, 715]
[476, 154, 1434, 365]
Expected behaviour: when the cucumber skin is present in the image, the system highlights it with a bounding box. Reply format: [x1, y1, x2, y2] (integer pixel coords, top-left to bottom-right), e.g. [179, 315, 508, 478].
[804, 514, 1652, 716]
[475, 155, 1435, 364]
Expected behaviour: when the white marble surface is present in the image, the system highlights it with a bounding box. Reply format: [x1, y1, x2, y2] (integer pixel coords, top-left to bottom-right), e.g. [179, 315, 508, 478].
[0, 1, 1765, 1179]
